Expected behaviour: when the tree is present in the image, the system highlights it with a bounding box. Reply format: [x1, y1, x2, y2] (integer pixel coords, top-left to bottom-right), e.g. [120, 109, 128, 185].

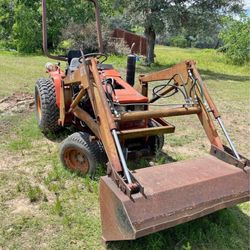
[0, 0, 96, 52]
[219, 16, 250, 65]
[117, 0, 244, 64]
[13, 2, 41, 53]
[0, 0, 16, 48]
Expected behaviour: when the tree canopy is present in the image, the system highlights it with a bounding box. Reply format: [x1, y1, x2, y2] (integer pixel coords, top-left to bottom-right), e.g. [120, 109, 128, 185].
[219, 16, 250, 65]
[0, 0, 248, 65]
[114, 0, 244, 64]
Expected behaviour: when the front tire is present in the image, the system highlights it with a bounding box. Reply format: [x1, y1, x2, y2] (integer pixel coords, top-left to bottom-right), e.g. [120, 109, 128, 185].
[60, 132, 101, 176]
[35, 78, 60, 133]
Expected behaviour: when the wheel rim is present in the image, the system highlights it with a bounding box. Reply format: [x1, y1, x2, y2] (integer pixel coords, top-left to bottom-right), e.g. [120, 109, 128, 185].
[63, 148, 90, 174]
[36, 94, 42, 121]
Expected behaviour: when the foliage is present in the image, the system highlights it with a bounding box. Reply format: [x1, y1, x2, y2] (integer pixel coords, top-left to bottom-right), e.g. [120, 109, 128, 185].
[107, 38, 130, 55]
[60, 22, 100, 53]
[114, 0, 244, 64]
[0, 0, 16, 48]
[0, 0, 95, 52]
[169, 35, 189, 48]
[60, 21, 130, 55]
[13, 3, 41, 53]
[219, 16, 250, 65]
[0, 0, 247, 63]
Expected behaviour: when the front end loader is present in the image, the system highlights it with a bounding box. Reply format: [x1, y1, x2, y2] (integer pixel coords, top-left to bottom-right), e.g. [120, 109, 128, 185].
[35, 0, 250, 242]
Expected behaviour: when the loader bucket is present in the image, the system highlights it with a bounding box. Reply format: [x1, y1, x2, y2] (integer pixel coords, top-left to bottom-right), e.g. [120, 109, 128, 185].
[100, 155, 249, 242]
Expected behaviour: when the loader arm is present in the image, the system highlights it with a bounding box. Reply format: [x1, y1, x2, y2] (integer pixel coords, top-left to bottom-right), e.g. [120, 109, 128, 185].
[139, 60, 225, 151]
[62, 57, 144, 195]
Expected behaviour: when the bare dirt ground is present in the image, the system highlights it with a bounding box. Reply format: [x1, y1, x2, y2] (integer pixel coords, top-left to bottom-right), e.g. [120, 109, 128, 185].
[0, 93, 34, 136]
[0, 92, 34, 114]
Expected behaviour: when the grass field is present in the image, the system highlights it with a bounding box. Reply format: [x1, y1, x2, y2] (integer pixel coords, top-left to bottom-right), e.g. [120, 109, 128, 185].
[0, 47, 249, 250]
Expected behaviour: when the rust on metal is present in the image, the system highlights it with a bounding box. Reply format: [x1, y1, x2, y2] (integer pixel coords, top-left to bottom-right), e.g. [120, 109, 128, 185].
[73, 106, 100, 139]
[139, 61, 189, 84]
[100, 155, 250, 241]
[112, 28, 148, 56]
[118, 124, 175, 140]
[186, 60, 220, 119]
[64, 147, 90, 174]
[119, 106, 201, 122]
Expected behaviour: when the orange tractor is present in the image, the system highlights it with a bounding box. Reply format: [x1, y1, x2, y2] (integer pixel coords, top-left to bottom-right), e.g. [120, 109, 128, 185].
[35, 0, 249, 242]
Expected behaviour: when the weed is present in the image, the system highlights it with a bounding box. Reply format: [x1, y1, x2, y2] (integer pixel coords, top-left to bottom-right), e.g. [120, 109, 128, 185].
[182, 242, 192, 250]
[83, 176, 98, 194]
[27, 185, 43, 202]
[54, 195, 63, 217]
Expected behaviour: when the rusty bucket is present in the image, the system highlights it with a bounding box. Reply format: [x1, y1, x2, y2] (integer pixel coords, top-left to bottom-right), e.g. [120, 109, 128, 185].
[100, 154, 250, 242]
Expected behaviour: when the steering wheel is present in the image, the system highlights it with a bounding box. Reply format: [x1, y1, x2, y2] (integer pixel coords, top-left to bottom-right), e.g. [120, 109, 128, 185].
[78, 53, 108, 64]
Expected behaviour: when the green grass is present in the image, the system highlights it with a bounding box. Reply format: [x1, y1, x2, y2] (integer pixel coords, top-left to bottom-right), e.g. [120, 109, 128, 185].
[7, 115, 42, 151]
[0, 51, 56, 98]
[0, 46, 249, 249]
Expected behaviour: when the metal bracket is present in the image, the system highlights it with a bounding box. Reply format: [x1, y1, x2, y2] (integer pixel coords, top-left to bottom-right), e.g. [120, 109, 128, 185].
[210, 145, 249, 170]
[107, 163, 146, 200]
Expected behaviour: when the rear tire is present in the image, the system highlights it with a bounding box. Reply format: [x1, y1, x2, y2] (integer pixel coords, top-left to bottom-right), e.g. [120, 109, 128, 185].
[35, 78, 60, 133]
[60, 132, 102, 176]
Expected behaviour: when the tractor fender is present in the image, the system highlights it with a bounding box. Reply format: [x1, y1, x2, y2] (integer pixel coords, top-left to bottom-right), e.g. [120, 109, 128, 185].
[49, 71, 64, 108]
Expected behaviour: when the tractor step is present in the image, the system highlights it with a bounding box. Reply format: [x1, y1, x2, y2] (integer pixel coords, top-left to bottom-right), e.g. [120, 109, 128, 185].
[100, 155, 249, 242]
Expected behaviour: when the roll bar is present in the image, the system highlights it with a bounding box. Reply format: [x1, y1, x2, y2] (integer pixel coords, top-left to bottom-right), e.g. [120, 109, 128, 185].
[41, 0, 104, 61]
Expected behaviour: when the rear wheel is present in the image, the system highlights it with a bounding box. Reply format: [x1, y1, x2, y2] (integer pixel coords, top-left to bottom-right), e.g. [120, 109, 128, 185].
[60, 132, 102, 176]
[35, 78, 60, 133]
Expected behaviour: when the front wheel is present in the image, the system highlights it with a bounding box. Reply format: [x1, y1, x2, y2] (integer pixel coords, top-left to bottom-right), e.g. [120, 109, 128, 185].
[60, 132, 102, 176]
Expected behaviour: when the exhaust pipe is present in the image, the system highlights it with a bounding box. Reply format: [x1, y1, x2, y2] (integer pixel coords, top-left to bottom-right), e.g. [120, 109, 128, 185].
[126, 54, 136, 86]
[126, 43, 136, 86]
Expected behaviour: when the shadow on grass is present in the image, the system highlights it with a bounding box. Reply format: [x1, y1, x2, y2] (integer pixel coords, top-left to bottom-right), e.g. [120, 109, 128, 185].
[43, 127, 75, 143]
[136, 63, 249, 83]
[127, 150, 177, 171]
[106, 206, 249, 250]
[200, 69, 249, 82]
[136, 62, 174, 74]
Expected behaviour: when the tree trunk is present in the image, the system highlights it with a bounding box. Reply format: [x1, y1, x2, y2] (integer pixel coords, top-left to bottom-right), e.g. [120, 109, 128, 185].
[145, 26, 156, 65]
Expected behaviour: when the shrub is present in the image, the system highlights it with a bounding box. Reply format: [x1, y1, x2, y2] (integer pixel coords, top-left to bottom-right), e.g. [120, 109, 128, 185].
[59, 22, 130, 56]
[106, 38, 130, 55]
[169, 35, 189, 48]
[219, 17, 250, 65]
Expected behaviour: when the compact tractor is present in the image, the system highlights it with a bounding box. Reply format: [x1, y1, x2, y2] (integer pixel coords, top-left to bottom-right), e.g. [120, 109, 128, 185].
[35, 0, 249, 242]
